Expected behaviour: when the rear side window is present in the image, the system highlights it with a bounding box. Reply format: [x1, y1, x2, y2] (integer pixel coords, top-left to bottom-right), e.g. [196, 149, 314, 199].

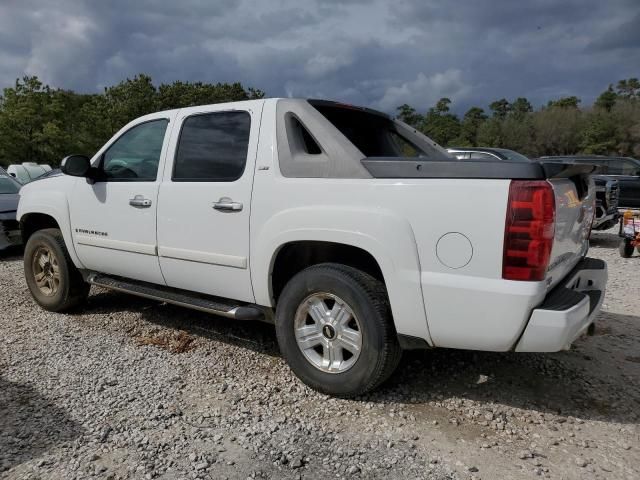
[173, 111, 251, 182]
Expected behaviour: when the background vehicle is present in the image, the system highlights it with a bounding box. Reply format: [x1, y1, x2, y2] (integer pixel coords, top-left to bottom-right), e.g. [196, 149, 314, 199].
[0, 167, 22, 251]
[17, 99, 606, 397]
[448, 149, 620, 230]
[447, 147, 531, 162]
[540, 156, 640, 210]
[7, 162, 51, 184]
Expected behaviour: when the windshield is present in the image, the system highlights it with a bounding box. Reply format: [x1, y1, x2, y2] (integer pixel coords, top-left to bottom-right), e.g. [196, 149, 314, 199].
[0, 176, 21, 194]
[493, 148, 530, 162]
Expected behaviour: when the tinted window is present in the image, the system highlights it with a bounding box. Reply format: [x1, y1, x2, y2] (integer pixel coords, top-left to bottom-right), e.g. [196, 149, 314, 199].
[389, 132, 421, 157]
[312, 104, 437, 158]
[468, 152, 496, 160]
[0, 176, 20, 194]
[607, 159, 640, 175]
[173, 111, 251, 182]
[102, 120, 169, 181]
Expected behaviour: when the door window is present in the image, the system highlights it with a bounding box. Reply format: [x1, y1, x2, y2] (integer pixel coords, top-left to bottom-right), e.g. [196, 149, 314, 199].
[102, 119, 169, 181]
[173, 111, 251, 182]
[607, 159, 640, 176]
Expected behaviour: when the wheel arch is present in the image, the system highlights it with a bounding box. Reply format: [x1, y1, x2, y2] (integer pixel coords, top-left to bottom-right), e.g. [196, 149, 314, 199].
[18, 197, 84, 269]
[251, 209, 432, 344]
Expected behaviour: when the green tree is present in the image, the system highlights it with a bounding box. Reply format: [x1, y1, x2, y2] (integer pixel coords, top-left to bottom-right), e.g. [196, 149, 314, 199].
[510, 97, 533, 119]
[0, 74, 265, 166]
[453, 106, 487, 146]
[616, 78, 640, 98]
[547, 96, 581, 108]
[396, 103, 422, 128]
[595, 85, 618, 112]
[421, 97, 461, 146]
[489, 98, 511, 118]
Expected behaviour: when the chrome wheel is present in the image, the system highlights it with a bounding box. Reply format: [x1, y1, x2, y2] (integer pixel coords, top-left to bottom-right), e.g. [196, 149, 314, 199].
[31, 247, 60, 296]
[294, 293, 362, 373]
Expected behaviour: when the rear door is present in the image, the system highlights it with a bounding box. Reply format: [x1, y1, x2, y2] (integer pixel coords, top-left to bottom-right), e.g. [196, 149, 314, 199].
[156, 102, 263, 303]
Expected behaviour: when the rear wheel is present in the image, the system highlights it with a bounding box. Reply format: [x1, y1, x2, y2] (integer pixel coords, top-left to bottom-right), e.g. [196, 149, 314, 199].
[275, 263, 401, 397]
[24, 228, 89, 311]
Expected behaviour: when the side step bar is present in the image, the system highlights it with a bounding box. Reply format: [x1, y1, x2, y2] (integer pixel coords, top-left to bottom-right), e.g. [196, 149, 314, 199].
[87, 274, 266, 321]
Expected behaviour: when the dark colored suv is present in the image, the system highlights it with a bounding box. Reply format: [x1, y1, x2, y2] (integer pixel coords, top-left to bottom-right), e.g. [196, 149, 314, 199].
[540, 156, 640, 210]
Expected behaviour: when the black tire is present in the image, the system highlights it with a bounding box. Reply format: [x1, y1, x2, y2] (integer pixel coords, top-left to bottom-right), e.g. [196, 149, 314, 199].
[275, 263, 401, 397]
[24, 228, 89, 312]
[619, 238, 634, 258]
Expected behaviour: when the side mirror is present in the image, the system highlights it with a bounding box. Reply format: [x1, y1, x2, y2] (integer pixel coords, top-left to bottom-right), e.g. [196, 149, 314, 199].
[9, 173, 16, 177]
[61, 155, 91, 177]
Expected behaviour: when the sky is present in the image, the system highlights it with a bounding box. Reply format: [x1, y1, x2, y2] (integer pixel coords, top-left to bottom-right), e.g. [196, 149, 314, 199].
[0, 0, 638, 115]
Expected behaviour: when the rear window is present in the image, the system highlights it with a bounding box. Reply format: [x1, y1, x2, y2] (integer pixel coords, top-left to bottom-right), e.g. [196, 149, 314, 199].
[311, 103, 435, 158]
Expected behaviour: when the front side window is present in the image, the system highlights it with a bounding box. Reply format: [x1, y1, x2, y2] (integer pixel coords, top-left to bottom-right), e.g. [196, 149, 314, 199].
[173, 111, 251, 182]
[102, 119, 169, 181]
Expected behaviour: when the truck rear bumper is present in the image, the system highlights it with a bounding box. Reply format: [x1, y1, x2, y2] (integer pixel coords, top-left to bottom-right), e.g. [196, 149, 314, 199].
[515, 257, 607, 352]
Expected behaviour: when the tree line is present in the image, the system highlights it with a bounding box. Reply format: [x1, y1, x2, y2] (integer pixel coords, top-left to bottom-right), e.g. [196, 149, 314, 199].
[0, 74, 638, 168]
[0, 75, 264, 168]
[397, 78, 640, 158]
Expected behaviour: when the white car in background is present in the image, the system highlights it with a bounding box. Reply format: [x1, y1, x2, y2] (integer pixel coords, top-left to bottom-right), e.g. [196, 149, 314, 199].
[7, 162, 51, 184]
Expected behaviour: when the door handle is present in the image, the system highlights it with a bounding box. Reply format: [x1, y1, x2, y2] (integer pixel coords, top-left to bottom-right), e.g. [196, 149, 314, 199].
[213, 197, 243, 212]
[129, 195, 152, 208]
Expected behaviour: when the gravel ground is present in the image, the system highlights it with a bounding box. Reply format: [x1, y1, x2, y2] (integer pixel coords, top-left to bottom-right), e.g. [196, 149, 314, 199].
[1, 228, 639, 480]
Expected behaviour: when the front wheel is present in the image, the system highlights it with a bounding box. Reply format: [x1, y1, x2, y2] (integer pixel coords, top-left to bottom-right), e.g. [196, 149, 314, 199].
[24, 228, 90, 312]
[619, 238, 634, 258]
[275, 263, 401, 397]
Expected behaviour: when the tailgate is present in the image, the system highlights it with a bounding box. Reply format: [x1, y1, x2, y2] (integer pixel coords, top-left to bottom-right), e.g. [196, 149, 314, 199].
[543, 164, 595, 289]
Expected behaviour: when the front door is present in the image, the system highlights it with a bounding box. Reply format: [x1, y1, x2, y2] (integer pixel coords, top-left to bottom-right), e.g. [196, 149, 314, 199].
[157, 102, 262, 302]
[69, 115, 174, 284]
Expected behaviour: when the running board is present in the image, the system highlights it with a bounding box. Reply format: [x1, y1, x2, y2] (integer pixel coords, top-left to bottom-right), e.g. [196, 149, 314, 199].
[87, 274, 265, 321]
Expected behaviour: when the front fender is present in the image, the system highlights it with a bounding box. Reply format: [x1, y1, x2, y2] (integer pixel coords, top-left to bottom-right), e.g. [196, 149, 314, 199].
[251, 206, 432, 343]
[17, 179, 85, 269]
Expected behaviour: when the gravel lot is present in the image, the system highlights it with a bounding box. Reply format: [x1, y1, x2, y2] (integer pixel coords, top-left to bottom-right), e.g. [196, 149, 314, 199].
[1, 228, 639, 480]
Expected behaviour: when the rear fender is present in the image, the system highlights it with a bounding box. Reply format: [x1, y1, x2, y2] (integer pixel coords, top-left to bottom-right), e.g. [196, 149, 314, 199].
[251, 206, 432, 343]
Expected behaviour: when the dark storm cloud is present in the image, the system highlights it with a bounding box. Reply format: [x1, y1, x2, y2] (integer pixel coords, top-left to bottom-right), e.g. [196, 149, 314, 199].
[0, 0, 638, 114]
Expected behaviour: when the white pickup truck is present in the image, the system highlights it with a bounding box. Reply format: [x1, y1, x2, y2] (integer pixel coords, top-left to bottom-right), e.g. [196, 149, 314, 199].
[17, 99, 607, 396]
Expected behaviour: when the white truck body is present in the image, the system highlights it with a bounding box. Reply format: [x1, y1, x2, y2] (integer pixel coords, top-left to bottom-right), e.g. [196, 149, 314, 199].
[17, 98, 607, 365]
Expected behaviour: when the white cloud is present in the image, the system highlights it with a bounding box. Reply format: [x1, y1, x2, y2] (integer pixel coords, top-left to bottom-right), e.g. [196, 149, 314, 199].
[376, 70, 471, 112]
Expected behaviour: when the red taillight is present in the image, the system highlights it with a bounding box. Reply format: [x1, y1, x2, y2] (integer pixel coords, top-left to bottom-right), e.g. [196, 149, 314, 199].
[503, 180, 555, 281]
